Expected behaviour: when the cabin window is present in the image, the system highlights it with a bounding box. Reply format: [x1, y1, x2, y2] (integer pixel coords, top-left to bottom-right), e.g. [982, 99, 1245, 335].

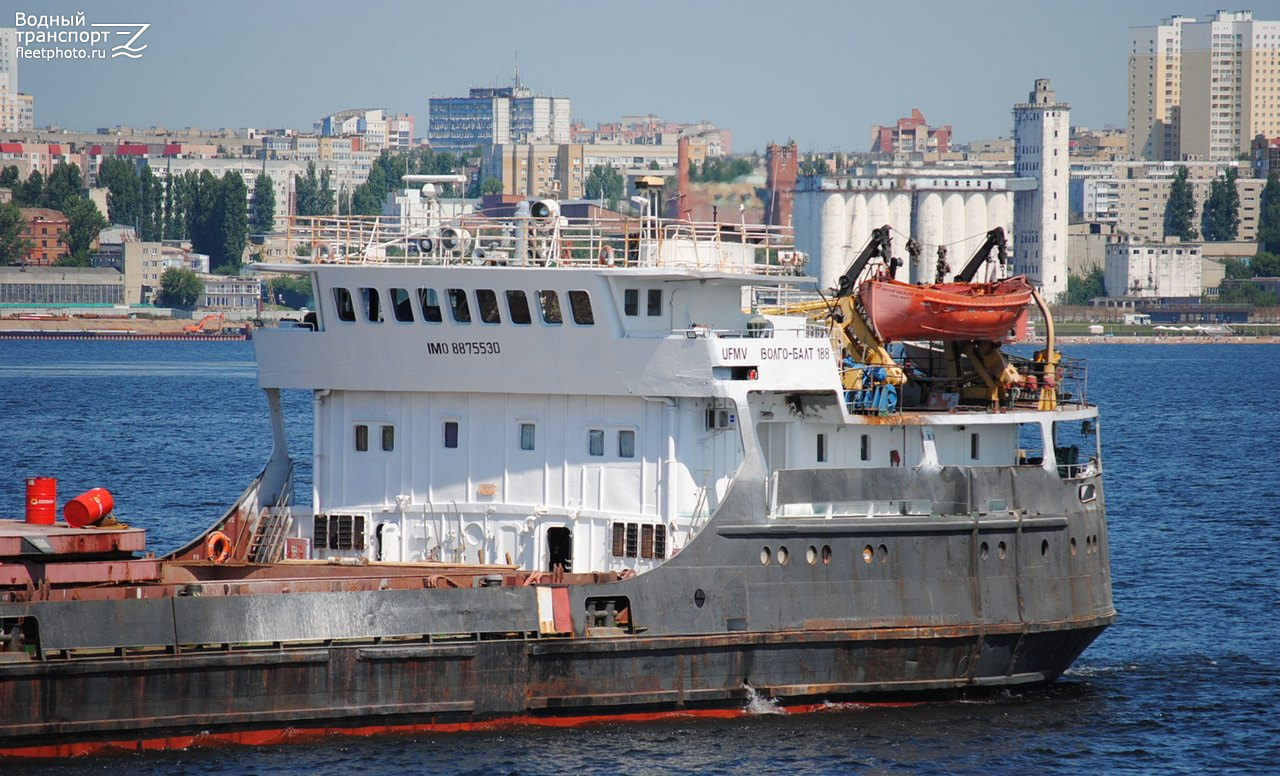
[817, 433, 828, 463]
[354, 424, 369, 451]
[970, 432, 980, 460]
[506, 290, 532, 324]
[626, 523, 639, 557]
[624, 289, 639, 316]
[390, 288, 414, 322]
[381, 425, 395, 452]
[647, 289, 662, 316]
[360, 287, 383, 322]
[519, 422, 536, 451]
[314, 514, 366, 551]
[641, 525, 656, 559]
[538, 290, 563, 324]
[334, 287, 355, 322]
[860, 434, 870, 461]
[654, 525, 666, 559]
[447, 288, 471, 323]
[477, 289, 502, 324]
[443, 420, 460, 449]
[611, 523, 626, 557]
[568, 290, 594, 325]
[418, 288, 442, 323]
[588, 429, 604, 456]
[619, 429, 635, 458]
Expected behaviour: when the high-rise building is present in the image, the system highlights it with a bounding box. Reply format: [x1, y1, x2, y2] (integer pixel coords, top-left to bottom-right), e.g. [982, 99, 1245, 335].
[1013, 79, 1070, 303]
[1128, 11, 1280, 162]
[1127, 15, 1190, 161]
[428, 77, 569, 154]
[0, 28, 34, 132]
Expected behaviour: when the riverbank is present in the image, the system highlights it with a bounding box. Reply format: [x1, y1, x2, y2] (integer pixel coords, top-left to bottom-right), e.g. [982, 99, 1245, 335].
[0, 317, 248, 340]
[1052, 335, 1280, 345]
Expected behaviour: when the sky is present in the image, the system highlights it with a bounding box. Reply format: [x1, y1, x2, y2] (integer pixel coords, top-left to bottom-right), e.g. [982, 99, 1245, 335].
[1, 0, 1226, 152]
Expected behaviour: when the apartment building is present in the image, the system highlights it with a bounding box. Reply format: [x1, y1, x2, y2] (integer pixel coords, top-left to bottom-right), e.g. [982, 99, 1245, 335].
[1113, 162, 1265, 240]
[1128, 11, 1280, 162]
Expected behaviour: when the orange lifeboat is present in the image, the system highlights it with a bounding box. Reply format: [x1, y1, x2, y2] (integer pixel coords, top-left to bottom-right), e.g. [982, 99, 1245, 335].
[859, 274, 1033, 343]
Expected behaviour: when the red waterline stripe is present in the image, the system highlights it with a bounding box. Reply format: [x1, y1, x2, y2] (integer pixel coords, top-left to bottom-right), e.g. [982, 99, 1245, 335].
[0, 700, 922, 759]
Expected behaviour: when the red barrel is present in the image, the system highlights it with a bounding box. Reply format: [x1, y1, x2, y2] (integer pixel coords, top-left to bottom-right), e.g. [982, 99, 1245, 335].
[25, 477, 56, 525]
[64, 488, 114, 528]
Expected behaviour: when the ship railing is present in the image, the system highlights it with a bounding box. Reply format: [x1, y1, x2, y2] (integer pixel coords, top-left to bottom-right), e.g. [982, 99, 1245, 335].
[282, 213, 803, 276]
[675, 323, 830, 340]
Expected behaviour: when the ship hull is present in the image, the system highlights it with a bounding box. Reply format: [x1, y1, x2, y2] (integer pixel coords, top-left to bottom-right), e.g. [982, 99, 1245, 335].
[859, 276, 1032, 342]
[0, 618, 1109, 758]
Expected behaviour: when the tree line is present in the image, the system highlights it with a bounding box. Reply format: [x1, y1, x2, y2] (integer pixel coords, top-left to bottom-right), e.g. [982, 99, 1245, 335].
[1164, 165, 1246, 243]
[0, 162, 107, 266]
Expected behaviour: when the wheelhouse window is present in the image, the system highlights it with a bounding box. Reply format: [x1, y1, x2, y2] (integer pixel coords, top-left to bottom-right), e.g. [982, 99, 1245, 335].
[418, 288, 442, 323]
[447, 289, 471, 323]
[354, 424, 369, 451]
[506, 290, 532, 324]
[623, 289, 639, 316]
[588, 429, 604, 456]
[390, 288, 414, 322]
[519, 422, 536, 451]
[381, 425, 395, 452]
[647, 289, 662, 316]
[568, 290, 594, 325]
[334, 287, 356, 322]
[477, 289, 502, 324]
[360, 287, 383, 322]
[443, 420, 460, 449]
[538, 290, 563, 324]
[619, 429, 635, 458]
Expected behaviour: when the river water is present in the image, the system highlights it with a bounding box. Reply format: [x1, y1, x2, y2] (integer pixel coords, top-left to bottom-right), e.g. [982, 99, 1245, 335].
[1, 340, 1277, 774]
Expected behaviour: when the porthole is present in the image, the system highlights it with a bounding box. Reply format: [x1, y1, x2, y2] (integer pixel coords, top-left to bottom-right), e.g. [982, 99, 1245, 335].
[998, 541, 1008, 560]
[862, 545, 874, 564]
[877, 544, 888, 564]
[821, 545, 832, 565]
[694, 588, 706, 608]
[760, 547, 772, 566]
[1070, 537, 1078, 556]
[980, 541, 990, 560]
[777, 546, 790, 566]
[1041, 539, 1050, 557]
[806, 545, 818, 565]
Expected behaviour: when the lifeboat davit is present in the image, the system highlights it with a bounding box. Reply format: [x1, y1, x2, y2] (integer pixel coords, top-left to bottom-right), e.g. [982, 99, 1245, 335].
[859, 274, 1033, 342]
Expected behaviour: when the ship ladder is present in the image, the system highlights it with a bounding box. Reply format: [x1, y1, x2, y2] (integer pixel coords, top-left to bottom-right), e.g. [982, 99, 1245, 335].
[248, 507, 293, 563]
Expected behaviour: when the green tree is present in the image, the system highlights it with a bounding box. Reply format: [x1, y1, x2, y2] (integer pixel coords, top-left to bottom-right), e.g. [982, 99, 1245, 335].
[57, 197, 108, 265]
[1215, 280, 1278, 306]
[156, 266, 204, 308]
[1164, 165, 1197, 241]
[1064, 265, 1106, 305]
[13, 169, 43, 207]
[480, 177, 504, 195]
[584, 165, 624, 209]
[1252, 251, 1280, 277]
[0, 165, 19, 189]
[0, 201, 32, 265]
[294, 162, 329, 216]
[252, 173, 276, 234]
[218, 171, 249, 272]
[317, 168, 335, 216]
[98, 158, 139, 226]
[43, 162, 84, 210]
[138, 166, 164, 241]
[1220, 257, 1252, 279]
[1201, 167, 1240, 242]
[1258, 172, 1280, 255]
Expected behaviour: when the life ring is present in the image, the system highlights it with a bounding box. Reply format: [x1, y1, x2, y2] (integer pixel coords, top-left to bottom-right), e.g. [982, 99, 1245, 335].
[206, 531, 232, 564]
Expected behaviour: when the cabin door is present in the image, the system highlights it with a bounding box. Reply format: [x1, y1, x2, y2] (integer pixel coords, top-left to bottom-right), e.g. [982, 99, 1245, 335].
[547, 526, 572, 572]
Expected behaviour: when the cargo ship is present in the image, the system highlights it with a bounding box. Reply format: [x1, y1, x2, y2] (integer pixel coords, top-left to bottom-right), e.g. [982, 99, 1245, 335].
[0, 193, 1114, 757]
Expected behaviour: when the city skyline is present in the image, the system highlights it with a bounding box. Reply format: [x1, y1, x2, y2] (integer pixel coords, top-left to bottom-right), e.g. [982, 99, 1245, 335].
[2, 0, 1245, 152]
